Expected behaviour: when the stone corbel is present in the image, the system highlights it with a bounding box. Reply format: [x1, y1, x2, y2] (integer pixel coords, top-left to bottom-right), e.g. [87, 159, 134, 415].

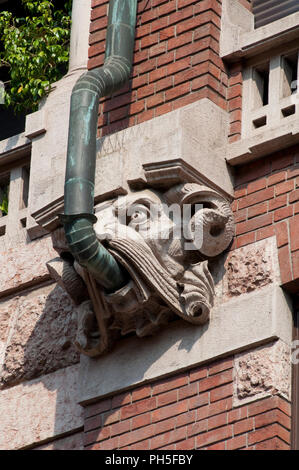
[45, 161, 234, 357]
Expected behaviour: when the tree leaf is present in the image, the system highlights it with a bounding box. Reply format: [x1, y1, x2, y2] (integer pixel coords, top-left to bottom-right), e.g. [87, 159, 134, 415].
[0, 0, 71, 114]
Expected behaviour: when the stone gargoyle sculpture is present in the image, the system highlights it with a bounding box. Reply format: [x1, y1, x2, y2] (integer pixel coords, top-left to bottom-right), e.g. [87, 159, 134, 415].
[47, 183, 234, 357]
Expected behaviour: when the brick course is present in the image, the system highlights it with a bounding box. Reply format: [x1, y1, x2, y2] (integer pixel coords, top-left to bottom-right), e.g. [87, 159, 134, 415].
[83, 356, 291, 450]
[88, 0, 230, 138]
[232, 146, 299, 291]
[89, 0, 247, 143]
[227, 63, 243, 143]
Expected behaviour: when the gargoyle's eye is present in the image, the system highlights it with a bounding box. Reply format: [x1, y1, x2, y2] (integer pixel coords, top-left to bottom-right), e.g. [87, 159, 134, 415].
[127, 204, 150, 227]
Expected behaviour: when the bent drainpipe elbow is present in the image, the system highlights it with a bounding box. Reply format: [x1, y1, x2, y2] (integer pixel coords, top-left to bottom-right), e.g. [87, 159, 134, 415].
[62, 0, 138, 291]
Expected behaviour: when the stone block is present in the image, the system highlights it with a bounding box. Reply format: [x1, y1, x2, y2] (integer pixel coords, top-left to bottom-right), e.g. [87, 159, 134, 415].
[95, 99, 233, 199]
[0, 236, 57, 297]
[0, 283, 79, 389]
[25, 109, 46, 140]
[0, 364, 83, 450]
[210, 237, 280, 305]
[220, 0, 253, 58]
[78, 284, 293, 404]
[226, 112, 299, 166]
[224, 237, 280, 297]
[233, 340, 292, 406]
[30, 99, 233, 232]
[221, 0, 299, 60]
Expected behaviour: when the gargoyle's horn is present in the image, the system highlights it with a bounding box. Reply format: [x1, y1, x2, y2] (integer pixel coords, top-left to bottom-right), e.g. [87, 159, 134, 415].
[61, 0, 138, 291]
[165, 183, 234, 257]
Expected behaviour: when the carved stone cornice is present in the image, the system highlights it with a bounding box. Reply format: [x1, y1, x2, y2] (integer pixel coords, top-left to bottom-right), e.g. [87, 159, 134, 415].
[32, 159, 233, 234]
[32, 196, 64, 233]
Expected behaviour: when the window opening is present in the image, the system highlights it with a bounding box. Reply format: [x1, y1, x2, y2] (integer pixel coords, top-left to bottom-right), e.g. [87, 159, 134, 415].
[282, 104, 296, 118]
[20, 165, 30, 210]
[0, 171, 9, 217]
[252, 63, 270, 109]
[253, 115, 267, 129]
[281, 52, 298, 98]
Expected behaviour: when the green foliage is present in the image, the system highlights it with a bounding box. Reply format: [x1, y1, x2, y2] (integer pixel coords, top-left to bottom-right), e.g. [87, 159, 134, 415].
[0, 188, 8, 215]
[0, 0, 72, 114]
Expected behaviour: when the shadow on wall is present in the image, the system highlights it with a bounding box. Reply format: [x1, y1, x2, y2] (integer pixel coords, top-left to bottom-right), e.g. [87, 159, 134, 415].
[0, 284, 79, 390]
[0, 282, 83, 450]
[0, 231, 228, 449]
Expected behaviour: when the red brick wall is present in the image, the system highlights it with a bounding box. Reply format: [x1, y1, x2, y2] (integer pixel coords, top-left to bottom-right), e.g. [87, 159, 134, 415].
[89, 0, 228, 138]
[83, 355, 291, 450]
[228, 63, 242, 143]
[232, 146, 299, 291]
[84, 0, 295, 452]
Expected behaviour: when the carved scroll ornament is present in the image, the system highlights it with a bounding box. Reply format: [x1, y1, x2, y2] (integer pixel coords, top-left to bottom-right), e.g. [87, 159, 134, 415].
[47, 183, 234, 357]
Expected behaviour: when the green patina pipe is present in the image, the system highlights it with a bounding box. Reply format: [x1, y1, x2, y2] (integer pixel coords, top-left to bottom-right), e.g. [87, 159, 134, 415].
[61, 0, 138, 291]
